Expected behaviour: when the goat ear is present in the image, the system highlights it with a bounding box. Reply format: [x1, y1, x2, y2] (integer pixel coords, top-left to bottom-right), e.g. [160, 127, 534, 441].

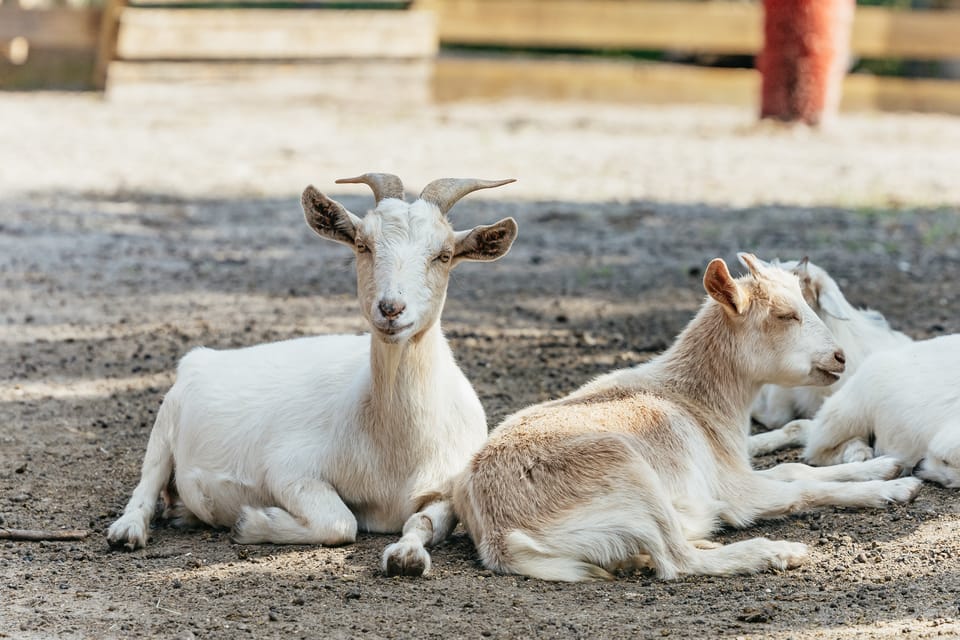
[818, 286, 851, 320]
[704, 258, 748, 315]
[794, 256, 813, 284]
[453, 217, 518, 263]
[302, 185, 360, 247]
[737, 252, 770, 278]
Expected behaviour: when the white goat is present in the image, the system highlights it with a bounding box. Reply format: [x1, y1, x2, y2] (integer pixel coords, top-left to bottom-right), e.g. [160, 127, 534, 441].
[751, 258, 910, 429]
[786, 334, 960, 488]
[107, 173, 518, 577]
[453, 254, 920, 582]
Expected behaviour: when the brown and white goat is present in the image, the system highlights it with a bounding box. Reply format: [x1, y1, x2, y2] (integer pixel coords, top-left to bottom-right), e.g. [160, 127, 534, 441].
[453, 254, 920, 582]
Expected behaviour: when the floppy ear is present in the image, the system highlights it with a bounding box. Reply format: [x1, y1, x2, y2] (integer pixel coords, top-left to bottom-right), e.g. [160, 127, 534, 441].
[453, 217, 518, 264]
[704, 258, 748, 316]
[302, 185, 361, 247]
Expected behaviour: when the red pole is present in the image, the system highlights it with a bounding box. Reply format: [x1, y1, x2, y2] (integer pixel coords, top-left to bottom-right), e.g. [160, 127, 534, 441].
[758, 0, 855, 125]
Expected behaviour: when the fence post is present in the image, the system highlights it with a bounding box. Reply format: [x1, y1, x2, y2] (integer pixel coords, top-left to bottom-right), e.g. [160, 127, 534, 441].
[758, 0, 855, 124]
[93, 0, 127, 91]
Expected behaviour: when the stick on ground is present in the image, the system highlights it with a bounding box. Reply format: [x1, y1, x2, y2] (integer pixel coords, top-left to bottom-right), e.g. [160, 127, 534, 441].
[0, 528, 90, 541]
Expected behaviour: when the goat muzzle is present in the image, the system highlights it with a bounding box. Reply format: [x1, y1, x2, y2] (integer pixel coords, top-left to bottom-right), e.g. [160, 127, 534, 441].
[378, 299, 406, 320]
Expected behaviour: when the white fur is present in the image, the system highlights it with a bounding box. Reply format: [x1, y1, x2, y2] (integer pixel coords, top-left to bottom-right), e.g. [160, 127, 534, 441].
[795, 334, 960, 488]
[107, 176, 517, 577]
[454, 254, 920, 583]
[750, 259, 910, 434]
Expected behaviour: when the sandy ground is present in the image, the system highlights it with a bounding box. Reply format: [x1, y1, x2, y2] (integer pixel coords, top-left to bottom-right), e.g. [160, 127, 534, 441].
[2, 92, 960, 639]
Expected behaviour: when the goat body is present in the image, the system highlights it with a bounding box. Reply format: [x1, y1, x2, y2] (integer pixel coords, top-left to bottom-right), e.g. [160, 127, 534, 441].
[108, 174, 518, 576]
[152, 331, 482, 534]
[454, 254, 920, 582]
[792, 334, 960, 487]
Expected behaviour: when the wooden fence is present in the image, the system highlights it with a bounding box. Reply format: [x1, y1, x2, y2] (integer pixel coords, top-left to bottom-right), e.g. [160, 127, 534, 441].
[97, 0, 435, 97]
[422, 0, 960, 113]
[0, 4, 101, 89]
[3, 0, 960, 113]
[421, 0, 960, 59]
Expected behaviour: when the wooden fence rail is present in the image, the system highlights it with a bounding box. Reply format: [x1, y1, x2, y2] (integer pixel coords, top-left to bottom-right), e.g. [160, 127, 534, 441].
[0, 5, 100, 50]
[420, 0, 960, 113]
[4, 0, 960, 113]
[418, 0, 960, 60]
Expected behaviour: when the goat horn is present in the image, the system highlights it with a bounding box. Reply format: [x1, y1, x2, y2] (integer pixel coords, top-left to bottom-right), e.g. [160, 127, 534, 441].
[335, 173, 405, 204]
[418, 178, 516, 215]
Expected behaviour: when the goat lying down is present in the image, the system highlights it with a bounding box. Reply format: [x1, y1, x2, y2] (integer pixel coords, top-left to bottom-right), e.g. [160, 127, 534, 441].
[749, 259, 911, 457]
[750, 258, 910, 433]
[107, 173, 518, 577]
[453, 254, 920, 582]
[762, 335, 960, 488]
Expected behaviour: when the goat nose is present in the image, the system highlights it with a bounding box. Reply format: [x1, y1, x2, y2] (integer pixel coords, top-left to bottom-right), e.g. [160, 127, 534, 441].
[378, 299, 405, 319]
[834, 350, 846, 365]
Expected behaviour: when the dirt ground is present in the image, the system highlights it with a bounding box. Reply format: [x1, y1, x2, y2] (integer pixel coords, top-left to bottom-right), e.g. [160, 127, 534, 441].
[2, 92, 960, 639]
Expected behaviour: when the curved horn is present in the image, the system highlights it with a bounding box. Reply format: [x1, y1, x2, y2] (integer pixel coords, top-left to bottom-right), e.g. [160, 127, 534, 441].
[418, 178, 516, 215]
[335, 173, 405, 205]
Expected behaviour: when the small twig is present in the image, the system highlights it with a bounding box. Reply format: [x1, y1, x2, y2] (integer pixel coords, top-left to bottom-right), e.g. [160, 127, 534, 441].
[0, 528, 90, 542]
[156, 598, 181, 616]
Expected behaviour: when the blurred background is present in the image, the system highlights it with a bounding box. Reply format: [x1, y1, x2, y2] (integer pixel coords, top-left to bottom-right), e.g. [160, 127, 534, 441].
[2, 0, 960, 109]
[3, 0, 960, 205]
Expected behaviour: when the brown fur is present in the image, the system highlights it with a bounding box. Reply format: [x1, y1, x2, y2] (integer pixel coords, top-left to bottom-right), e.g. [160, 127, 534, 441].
[453, 257, 844, 578]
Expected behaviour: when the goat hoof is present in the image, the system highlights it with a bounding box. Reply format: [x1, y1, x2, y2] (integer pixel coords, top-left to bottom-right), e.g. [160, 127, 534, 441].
[106, 536, 140, 552]
[106, 517, 148, 551]
[382, 541, 431, 577]
[887, 477, 923, 503]
[868, 456, 906, 480]
[766, 540, 808, 570]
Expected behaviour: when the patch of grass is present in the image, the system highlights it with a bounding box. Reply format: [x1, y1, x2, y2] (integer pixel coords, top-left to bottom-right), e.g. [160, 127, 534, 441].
[576, 265, 615, 286]
[921, 219, 960, 246]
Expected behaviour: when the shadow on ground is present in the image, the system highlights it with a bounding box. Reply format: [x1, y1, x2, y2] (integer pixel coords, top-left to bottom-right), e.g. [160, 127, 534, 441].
[2, 192, 960, 638]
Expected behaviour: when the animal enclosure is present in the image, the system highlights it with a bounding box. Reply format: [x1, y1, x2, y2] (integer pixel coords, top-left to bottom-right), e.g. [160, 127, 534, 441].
[4, 0, 960, 112]
[2, 92, 960, 636]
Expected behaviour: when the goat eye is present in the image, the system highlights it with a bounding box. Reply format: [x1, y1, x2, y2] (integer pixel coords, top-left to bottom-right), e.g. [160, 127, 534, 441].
[777, 312, 800, 322]
[435, 251, 452, 264]
[355, 241, 368, 253]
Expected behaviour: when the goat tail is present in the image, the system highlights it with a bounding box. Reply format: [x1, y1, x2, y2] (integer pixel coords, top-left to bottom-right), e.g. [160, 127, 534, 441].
[140, 392, 179, 495]
[501, 530, 613, 582]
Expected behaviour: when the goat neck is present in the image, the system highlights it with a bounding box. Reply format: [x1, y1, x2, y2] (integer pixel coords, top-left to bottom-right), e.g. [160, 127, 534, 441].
[367, 318, 448, 409]
[649, 301, 758, 431]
